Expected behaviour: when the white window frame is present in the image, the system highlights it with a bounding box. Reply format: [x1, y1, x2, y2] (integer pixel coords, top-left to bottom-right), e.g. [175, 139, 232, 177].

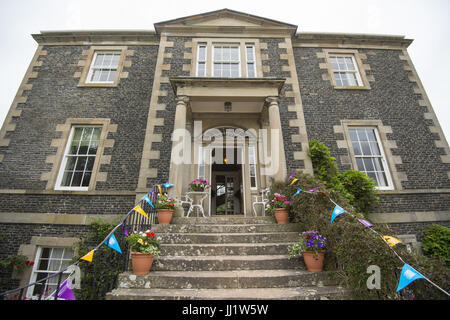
[26, 246, 74, 300]
[248, 145, 258, 190]
[329, 54, 363, 87]
[55, 125, 102, 191]
[196, 44, 207, 77]
[198, 145, 206, 179]
[85, 51, 121, 84]
[245, 45, 257, 78]
[212, 44, 241, 78]
[348, 127, 394, 190]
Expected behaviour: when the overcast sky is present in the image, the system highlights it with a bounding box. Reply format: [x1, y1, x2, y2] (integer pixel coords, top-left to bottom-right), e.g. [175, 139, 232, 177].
[0, 0, 449, 143]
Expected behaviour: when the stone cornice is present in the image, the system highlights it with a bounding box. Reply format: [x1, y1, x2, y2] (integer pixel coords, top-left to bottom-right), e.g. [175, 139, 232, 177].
[294, 32, 413, 49]
[32, 30, 159, 45]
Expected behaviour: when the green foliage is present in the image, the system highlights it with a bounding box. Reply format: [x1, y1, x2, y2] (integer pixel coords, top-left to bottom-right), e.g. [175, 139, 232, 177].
[0, 254, 34, 274]
[271, 172, 450, 300]
[422, 224, 450, 265]
[72, 219, 126, 300]
[155, 194, 177, 210]
[126, 231, 161, 256]
[308, 140, 379, 215]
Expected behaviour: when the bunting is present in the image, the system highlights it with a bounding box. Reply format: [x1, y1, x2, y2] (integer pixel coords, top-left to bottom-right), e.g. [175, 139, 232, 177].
[383, 236, 403, 247]
[80, 250, 94, 262]
[330, 205, 345, 223]
[290, 178, 298, 185]
[141, 194, 155, 208]
[50, 278, 75, 300]
[133, 205, 148, 219]
[104, 234, 122, 254]
[293, 188, 302, 197]
[396, 264, 425, 292]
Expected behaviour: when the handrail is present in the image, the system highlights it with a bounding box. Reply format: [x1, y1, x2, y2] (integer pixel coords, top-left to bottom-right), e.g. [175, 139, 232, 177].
[0, 184, 169, 300]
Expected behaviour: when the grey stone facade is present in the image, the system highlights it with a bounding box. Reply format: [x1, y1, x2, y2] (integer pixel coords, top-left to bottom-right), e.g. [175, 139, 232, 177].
[0, 9, 449, 294]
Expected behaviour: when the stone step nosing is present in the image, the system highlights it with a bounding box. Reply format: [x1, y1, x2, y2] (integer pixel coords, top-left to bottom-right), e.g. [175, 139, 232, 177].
[106, 286, 349, 300]
[158, 232, 299, 244]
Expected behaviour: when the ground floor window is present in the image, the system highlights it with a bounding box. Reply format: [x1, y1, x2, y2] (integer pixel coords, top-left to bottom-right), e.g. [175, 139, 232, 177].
[27, 246, 74, 299]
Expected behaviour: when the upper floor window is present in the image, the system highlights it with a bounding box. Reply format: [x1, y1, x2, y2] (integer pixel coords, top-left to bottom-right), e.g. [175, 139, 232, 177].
[55, 126, 102, 191]
[86, 51, 121, 84]
[348, 127, 393, 189]
[329, 54, 363, 87]
[194, 40, 259, 78]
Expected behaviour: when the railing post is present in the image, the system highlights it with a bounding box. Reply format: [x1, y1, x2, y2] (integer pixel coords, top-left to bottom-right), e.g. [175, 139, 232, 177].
[54, 272, 63, 300]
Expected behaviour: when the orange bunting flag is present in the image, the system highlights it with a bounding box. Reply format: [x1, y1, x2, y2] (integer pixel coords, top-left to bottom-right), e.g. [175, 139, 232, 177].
[134, 205, 148, 219]
[80, 250, 94, 262]
[383, 236, 403, 247]
[157, 185, 162, 195]
[290, 178, 298, 185]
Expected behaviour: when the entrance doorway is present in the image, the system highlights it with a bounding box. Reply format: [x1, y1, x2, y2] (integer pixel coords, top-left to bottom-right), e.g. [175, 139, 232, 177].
[211, 148, 243, 215]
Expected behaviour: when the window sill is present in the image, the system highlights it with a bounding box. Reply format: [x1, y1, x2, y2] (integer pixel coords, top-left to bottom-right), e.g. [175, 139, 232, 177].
[77, 82, 119, 88]
[333, 85, 371, 90]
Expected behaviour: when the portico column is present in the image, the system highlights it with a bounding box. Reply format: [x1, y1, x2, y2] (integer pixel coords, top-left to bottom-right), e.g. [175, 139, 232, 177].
[169, 95, 189, 200]
[266, 96, 287, 182]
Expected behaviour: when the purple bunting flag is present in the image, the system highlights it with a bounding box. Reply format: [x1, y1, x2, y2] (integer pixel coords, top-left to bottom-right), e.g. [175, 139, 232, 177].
[122, 221, 129, 237]
[51, 278, 75, 300]
[305, 187, 320, 194]
[358, 218, 373, 228]
[288, 172, 296, 180]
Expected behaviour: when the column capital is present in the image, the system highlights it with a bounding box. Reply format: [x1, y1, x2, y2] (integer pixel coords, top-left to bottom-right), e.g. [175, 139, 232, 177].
[175, 95, 190, 105]
[265, 96, 280, 106]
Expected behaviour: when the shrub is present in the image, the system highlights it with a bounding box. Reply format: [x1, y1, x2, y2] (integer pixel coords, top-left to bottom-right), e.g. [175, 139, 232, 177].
[308, 139, 338, 184]
[272, 172, 450, 299]
[422, 224, 450, 265]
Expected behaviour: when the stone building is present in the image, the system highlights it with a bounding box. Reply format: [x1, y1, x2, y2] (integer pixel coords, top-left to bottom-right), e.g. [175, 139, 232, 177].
[0, 9, 449, 296]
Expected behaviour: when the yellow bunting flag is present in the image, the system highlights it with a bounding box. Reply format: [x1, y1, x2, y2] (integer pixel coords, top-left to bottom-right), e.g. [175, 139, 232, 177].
[80, 250, 94, 262]
[157, 185, 162, 195]
[290, 178, 298, 185]
[383, 236, 403, 247]
[134, 205, 148, 219]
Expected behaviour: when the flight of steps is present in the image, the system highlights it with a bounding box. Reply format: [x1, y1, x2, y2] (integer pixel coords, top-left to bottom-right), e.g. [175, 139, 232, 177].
[106, 215, 348, 300]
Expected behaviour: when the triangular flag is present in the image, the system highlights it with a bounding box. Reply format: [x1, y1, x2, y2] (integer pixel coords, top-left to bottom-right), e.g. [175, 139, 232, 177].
[104, 234, 122, 254]
[358, 218, 373, 228]
[293, 188, 302, 197]
[134, 205, 148, 219]
[157, 185, 162, 194]
[163, 182, 174, 188]
[141, 194, 154, 208]
[290, 178, 298, 185]
[80, 250, 94, 262]
[330, 205, 345, 223]
[122, 221, 129, 237]
[383, 236, 403, 247]
[51, 279, 76, 300]
[396, 264, 425, 292]
[305, 187, 320, 193]
[288, 172, 296, 180]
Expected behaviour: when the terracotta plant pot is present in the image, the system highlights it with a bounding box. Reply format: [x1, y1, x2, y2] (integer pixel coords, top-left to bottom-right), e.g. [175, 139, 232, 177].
[157, 209, 174, 225]
[130, 252, 154, 275]
[302, 251, 325, 272]
[274, 208, 289, 224]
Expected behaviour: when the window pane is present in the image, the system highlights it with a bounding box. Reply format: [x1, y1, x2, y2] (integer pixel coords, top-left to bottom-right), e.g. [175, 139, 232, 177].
[376, 171, 387, 187]
[99, 70, 109, 82]
[75, 156, 87, 171]
[86, 156, 95, 171]
[356, 158, 365, 171]
[65, 157, 77, 170]
[102, 54, 112, 67]
[71, 172, 83, 186]
[198, 45, 206, 61]
[347, 73, 357, 86]
[231, 47, 239, 61]
[82, 172, 91, 187]
[213, 63, 221, 76]
[373, 157, 384, 171]
[345, 57, 355, 70]
[334, 73, 343, 86]
[352, 141, 362, 155]
[91, 70, 102, 82]
[361, 141, 372, 155]
[61, 171, 73, 187]
[231, 63, 239, 77]
[223, 46, 230, 61]
[94, 54, 104, 67]
[88, 140, 98, 155]
[107, 70, 116, 82]
[349, 129, 358, 142]
[357, 129, 368, 141]
[367, 172, 377, 183]
[247, 63, 255, 77]
[330, 57, 339, 70]
[214, 47, 221, 61]
[111, 54, 120, 67]
[366, 129, 376, 141]
[363, 158, 375, 172]
[369, 141, 381, 155]
[197, 62, 205, 76]
[246, 46, 254, 61]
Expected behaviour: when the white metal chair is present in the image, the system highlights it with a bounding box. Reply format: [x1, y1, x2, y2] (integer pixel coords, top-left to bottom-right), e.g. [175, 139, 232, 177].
[252, 187, 270, 216]
[174, 195, 193, 217]
[185, 191, 209, 218]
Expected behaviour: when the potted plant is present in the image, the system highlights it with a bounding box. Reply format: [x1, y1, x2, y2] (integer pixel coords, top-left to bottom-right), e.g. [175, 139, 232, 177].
[266, 193, 292, 224]
[155, 194, 177, 224]
[288, 231, 327, 272]
[188, 179, 210, 192]
[126, 230, 161, 275]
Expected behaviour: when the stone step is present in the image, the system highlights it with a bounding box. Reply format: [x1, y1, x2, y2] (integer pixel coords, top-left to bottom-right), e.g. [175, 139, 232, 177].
[158, 232, 299, 244]
[171, 216, 276, 225]
[153, 223, 301, 234]
[106, 286, 348, 300]
[153, 255, 302, 271]
[117, 269, 337, 289]
[160, 242, 294, 256]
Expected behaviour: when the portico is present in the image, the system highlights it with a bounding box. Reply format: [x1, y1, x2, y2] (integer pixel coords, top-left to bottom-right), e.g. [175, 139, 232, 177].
[168, 77, 287, 216]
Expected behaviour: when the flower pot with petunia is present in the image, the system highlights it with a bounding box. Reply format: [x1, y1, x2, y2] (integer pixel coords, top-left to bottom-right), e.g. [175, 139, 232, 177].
[155, 194, 177, 224]
[266, 193, 293, 224]
[126, 230, 161, 275]
[288, 231, 327, 272]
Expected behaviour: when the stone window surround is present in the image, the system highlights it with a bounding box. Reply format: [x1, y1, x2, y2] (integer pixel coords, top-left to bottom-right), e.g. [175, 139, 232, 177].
[41, 118, 117, 191]
[76, 45, 133, 87]
[16, 236, 79, 290]
[320, 48, 372, 90]
[334, 119, 407, 191]
[190, 38, 263, 78]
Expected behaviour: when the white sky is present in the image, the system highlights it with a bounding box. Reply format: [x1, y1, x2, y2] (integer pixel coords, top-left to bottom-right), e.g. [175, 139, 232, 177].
[0, 0, 449, 143]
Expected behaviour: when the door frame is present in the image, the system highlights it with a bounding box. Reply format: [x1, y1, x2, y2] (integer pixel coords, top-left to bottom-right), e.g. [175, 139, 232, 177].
[211, 170, 242, 215]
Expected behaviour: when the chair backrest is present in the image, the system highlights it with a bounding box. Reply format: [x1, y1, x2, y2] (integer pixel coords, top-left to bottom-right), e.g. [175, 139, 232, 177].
[261, 187, 270, 202]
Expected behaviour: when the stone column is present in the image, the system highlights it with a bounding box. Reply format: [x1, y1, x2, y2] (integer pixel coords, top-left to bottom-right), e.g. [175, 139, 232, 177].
[169, 95, 189, 201]
[266, 96, 287, 182]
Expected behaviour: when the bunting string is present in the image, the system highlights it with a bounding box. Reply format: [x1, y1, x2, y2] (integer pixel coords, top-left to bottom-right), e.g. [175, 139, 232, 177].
[287, 172, 449, 296]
